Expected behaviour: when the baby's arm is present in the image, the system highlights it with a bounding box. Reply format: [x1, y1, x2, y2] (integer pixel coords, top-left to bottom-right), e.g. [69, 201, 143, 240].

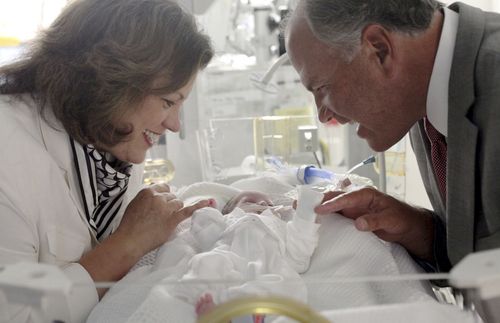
[190, 207, 228, 252]
[285, 186, 324, 273]
[221, 191, 273, 215]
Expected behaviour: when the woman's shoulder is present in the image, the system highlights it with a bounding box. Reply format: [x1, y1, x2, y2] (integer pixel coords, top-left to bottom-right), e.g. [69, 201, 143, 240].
[0, 94, 41, 138]
[0, 95, 71, 222]
[0, 94, 57, 169]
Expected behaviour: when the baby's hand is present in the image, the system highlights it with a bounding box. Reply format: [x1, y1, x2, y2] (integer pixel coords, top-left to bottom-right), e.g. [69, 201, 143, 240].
[207, 198, 217, 208]
[196, 293, 215, 317]
[336, 177, 352, 190]
[222, 191, 273, 214]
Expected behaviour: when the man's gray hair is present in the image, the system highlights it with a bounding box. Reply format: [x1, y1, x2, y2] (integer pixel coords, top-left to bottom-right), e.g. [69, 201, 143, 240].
[304, 0, 441, 60]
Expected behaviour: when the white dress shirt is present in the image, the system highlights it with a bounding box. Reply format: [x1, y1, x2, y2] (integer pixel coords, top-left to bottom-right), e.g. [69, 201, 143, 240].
[426, 6, 459, 137]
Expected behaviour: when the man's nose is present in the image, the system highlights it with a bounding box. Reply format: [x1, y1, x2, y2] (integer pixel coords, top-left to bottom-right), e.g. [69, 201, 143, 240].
[318, 105, 334, 123]
[314, 93, 323, 110]
[314, 94, 331, 123]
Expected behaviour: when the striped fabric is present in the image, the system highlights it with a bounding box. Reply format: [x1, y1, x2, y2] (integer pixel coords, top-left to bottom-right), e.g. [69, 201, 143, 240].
[70, 138, 132, 241]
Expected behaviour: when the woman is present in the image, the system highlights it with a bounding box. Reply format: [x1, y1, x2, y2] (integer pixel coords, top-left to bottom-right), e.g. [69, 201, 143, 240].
[0, 0, 214, 321]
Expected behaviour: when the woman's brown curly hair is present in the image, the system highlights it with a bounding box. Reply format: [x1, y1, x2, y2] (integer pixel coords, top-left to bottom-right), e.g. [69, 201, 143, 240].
[0, 0, 214, 146]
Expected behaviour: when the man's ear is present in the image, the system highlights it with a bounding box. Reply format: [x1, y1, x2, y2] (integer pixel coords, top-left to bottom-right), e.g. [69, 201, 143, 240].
[361, 24, 395, 76]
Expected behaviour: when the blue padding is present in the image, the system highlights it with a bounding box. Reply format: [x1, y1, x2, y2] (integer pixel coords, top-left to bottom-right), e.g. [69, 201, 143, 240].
[304, 166, 334, 184]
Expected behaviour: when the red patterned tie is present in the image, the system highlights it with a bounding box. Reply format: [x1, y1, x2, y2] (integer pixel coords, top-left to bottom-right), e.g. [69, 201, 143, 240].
[424, 117, 447, 202]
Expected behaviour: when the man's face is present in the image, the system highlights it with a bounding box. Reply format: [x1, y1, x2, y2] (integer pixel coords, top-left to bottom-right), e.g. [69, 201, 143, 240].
[286, 16, 414, 152]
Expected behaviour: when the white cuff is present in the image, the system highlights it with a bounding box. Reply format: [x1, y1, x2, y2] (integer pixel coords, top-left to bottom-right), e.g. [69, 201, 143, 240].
[295, 186, 324, 222]
[289, 216, 321, 236]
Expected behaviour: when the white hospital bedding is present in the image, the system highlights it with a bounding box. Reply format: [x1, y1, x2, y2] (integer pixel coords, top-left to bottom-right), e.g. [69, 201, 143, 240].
[87, 176, 470, 322]
[88, 213, 435, 322]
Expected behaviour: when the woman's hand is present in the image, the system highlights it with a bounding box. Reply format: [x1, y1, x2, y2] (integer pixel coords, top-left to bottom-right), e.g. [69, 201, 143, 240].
[116, 183, 210, 258]
[315, 187, 435, 261]
[79, 183, 210, 295]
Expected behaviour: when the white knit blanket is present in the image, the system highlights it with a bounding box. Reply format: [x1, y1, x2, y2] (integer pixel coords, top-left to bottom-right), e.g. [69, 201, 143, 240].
[87, 177, 456, 323]
[88, 215, 438, 322]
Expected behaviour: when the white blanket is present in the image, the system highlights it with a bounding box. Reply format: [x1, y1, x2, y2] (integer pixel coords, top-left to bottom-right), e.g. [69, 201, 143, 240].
[87, 177, 442, 322]
[88, 215, 437, 322]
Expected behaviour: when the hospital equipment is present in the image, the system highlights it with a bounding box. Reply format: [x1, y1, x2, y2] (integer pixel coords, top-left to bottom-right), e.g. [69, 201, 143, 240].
[0, 175, 496, 323]
[143, 134, 176, 184]
[197, 115, 322, 184]
[249, 54, 388, 192]
[294, 155, 376, 186]
[1, 239, 499, 322]
[250, 53, 289, 94]
[160, 0, 383, 194]
[2, 2, 500, 323]
[450, 248, 500, 323]
[197, 296, 330, 323]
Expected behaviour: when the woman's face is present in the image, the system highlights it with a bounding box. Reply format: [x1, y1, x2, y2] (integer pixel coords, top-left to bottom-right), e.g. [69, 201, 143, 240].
[106, 75, 197, 164]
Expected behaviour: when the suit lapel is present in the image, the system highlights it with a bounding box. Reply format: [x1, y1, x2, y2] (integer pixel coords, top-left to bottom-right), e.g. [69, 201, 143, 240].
[446, 3, 483, 264]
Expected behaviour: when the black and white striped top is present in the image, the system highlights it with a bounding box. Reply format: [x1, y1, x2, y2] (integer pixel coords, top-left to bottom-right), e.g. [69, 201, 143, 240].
[70, 138, 132, 241]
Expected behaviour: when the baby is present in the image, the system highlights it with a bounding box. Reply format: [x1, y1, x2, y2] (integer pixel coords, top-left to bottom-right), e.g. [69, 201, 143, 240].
[166, 183, 325, 320]
[110, 181, 324, 323]
[88, 177, 438, 323]
[195, 190, 283, 321]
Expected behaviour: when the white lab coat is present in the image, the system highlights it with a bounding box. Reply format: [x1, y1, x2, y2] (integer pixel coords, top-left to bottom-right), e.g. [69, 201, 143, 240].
[0, 95, 143, 322]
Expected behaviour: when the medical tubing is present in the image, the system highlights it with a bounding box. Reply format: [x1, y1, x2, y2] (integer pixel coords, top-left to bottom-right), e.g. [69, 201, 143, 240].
[296, 155, 376, 184]
[259, 53, 289, 84]
[313, 151, 322, 169]
[346, 155, 376, 174]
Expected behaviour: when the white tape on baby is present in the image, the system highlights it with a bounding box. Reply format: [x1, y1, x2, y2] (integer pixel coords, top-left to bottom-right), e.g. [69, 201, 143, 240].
[295, 186, 324, 222]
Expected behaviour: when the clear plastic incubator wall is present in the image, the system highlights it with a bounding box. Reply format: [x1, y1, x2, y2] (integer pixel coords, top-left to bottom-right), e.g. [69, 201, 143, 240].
[164, 0, 390, 190]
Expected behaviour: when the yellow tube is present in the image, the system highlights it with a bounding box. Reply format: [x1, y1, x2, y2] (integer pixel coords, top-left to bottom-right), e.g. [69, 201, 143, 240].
[196, 296, 331, 323]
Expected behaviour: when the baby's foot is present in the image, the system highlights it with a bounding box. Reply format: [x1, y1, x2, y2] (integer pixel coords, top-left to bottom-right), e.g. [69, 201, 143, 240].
[196, 293, 215, 317]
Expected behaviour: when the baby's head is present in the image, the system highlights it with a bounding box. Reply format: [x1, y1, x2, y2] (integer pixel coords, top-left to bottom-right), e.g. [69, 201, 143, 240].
[177, 182, 294, 219]
[220, 190, 295, 220]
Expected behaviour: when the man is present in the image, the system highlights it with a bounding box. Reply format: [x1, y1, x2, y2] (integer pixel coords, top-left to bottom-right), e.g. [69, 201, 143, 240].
[285, 0, 500, 272]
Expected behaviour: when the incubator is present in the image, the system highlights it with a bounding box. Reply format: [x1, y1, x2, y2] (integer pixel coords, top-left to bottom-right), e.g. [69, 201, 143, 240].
[164, 0, 382, 192]
[3, 1, 500, 322]
[197, 115, 324, 184]
[0, 157, 495, 323]
[1, 212, 499, 323]
[154, 0, 432, 211]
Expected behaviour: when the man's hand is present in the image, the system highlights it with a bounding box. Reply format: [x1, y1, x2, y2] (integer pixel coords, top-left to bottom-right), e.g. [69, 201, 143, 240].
[315, 187, 435, 261]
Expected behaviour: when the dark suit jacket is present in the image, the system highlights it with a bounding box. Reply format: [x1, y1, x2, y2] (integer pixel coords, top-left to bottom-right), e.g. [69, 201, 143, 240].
[410, 2, 500, 271]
